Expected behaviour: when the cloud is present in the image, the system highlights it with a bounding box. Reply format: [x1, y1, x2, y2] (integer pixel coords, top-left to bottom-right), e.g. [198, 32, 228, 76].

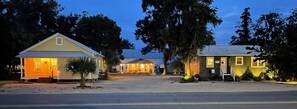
[222, 12, 239, 18]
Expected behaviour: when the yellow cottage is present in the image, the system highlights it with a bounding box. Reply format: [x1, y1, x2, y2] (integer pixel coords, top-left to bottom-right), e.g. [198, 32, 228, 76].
[16, 33, 104, 81]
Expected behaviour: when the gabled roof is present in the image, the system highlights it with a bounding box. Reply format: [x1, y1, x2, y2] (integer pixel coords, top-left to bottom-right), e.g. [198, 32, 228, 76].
[198, 45, 259, 56]
[19, 33, 104, 57]
[124, 58, 155, 64]
[122, 49, 163, 59]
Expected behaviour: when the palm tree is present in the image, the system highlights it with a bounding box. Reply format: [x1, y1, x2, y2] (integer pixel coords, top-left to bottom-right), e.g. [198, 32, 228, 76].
[65, 57, 96, 88]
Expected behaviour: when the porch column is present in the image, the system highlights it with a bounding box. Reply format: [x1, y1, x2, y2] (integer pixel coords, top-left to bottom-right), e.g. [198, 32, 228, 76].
[20, 58, 23, 79]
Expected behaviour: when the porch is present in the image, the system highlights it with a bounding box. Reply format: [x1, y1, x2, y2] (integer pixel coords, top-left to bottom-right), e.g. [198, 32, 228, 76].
[120, 58, 155, 74]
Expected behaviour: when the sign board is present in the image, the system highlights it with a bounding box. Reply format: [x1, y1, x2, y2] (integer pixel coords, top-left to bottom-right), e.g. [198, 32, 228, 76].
[211, 69, 215, 74]
[215, 60, 220, 64]
[160, 65, 164, 68]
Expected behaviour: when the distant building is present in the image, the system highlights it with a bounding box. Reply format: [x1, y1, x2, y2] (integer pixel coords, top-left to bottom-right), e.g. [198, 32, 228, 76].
[116, 49, 163, 74]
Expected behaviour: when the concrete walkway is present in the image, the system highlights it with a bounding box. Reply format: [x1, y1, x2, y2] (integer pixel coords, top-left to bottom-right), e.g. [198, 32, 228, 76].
[0, 75, 297, 94]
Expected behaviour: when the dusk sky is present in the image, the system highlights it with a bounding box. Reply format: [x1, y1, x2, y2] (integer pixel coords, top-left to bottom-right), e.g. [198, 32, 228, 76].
[56, 0, 297, 49]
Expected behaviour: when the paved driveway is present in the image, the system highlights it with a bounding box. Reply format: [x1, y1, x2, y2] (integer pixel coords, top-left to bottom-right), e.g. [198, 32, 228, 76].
[0, 75, 297, 94]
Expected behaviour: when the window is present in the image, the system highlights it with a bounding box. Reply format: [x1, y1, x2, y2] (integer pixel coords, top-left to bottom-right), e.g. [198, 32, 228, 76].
[56, 37, 63, 45]
[51, 59, 57, 66]
[35, 59, 41, 71]
[141, 64, 144, 68]
[259, 60, 265, 67]
[235, 57, 243, 65]
[251, 57, 265, 68]
[206, 57, 214, 68]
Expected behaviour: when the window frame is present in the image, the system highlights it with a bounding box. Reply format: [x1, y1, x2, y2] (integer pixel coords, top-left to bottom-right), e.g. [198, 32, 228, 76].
[206, 57, 214, 68]
[235, 57, 244, 65]
[56, 37, 63, 45]
[251, 57, 265, 68]
[51, 58, 57, 66]
[35, 58, 42, 71]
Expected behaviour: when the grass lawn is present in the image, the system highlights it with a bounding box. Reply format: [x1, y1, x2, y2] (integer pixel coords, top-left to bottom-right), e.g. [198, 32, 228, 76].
[0, 80, 17, 86]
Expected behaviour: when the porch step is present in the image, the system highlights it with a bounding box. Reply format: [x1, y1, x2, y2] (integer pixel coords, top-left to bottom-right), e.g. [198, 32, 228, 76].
[37, 78, 53, 83]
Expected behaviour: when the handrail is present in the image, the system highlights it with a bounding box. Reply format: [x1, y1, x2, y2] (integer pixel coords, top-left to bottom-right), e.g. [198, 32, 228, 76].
[220, 67, 224, 80]
[230, 66, 236, 81]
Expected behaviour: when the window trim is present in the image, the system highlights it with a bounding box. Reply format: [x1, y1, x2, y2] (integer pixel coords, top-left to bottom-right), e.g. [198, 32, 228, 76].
[206, 57, 214, 68]
[258, 60, 265, 67]
[35, 58, 42, 71]
[56, 37, 63, 45]
[251, 57, 265, 68]
[235, 57, 243, 65]
[51, 58, 57, 66]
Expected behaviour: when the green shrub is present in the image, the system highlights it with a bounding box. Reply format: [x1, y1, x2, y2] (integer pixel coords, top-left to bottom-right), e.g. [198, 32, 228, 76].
[235, 76, 241, 82]
[213, 73, 222, 81]
[179, 76, 195, 83]
[241, 67, 253, 81]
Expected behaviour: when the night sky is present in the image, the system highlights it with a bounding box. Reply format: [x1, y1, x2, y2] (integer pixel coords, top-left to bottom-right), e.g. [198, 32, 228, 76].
[56, 0, 297, 49]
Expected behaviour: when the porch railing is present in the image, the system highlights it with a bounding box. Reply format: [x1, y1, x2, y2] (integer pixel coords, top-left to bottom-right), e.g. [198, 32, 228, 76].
[230, 66, 236, 81]
[220, 67, 225, 80]
[220, 66, 236, 81]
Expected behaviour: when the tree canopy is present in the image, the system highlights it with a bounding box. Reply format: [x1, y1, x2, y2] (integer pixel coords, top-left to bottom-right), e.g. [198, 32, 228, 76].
[136, 0, 221, 78]
[250, 9, 297, 80]
[230, 7, 253, 45]
[0, 0, 134, 79]
[0, 0, 62, 79]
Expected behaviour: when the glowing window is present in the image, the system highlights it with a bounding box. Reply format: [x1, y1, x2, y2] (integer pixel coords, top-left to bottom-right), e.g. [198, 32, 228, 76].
[206, 57, 214, 68]
[235, 57, 243, 65]
[35, 59, 41, 70]
[259, 60, 265, 67]
[141, 64, 144, 68]
[251, 57, 265, 68]
[51, 59, 57, 66]
[56, 37, 63, 45]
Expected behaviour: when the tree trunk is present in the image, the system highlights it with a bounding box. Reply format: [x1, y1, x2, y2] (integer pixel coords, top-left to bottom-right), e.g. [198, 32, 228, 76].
[80, 73, 86, 88]
[162, 57, 167, 75]
[184, 58, 191, 79]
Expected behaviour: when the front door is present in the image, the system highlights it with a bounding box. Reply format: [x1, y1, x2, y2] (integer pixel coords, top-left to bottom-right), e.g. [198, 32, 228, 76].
[41, 58, 51, 77]
[220, 57, 227, 74]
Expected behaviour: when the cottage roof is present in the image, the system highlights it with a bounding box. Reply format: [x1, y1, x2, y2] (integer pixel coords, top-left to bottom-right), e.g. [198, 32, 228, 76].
[19, 33, 104, 57]
[198, 45, 259, 56]
[122, 49, 163, 59]
[124, 58, 155, 64]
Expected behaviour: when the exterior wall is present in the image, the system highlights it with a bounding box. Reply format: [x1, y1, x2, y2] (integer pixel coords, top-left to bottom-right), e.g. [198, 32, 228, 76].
[190, 57, 200, 75]
[199, 56, 222, 78]
[23, 57, 103, 80]
[57, 57, 103, 80]
[229, 56, 266, 77]
[29, 35, 93, 56]
[24, 58, 58, 79]
[199, 56, 267, 78]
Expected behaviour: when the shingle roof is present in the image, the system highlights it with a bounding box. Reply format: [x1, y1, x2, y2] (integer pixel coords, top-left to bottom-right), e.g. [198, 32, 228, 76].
[16, 51, 93, 58]
[122, 49, 163, 59]
[198, 45, 259, 56]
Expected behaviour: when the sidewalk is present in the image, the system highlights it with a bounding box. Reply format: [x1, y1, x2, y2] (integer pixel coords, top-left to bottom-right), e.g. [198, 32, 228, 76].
[0, 75, 297, 94]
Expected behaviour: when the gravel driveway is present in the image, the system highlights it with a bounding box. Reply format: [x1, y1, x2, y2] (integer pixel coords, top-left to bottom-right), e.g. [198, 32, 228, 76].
[0, 75, 297, 94]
